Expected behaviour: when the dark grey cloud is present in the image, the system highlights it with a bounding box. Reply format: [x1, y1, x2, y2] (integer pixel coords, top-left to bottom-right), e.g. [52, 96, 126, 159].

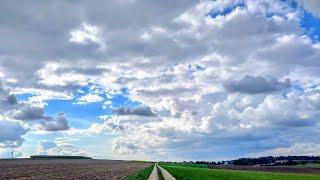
[223, 75, 291, 94]
[113, 105, 155, 116]
[0, 95, 18, 111]
[40, 113, 70, 131]
[7, 94, 18, 105]
[9, 106, 45, 121]
[0, 81, 20, 113]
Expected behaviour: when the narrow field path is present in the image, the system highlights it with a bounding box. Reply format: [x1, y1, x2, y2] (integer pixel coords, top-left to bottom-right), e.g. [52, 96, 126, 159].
[158, 164, 176, 180]
[148, 163, 159, 180]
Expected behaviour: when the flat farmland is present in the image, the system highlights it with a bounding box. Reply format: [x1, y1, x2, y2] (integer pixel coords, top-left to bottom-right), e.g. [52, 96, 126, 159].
[209, 165, 320, 175]
[161, 165, 320, 180]
[0, 159, 151, 180]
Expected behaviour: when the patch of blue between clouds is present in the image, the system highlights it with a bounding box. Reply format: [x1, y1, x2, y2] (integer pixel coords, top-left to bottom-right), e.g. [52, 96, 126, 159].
[300, 11, 320, 42]
[16, 93, 33, 101]
[111, 88, 141, 108]
[16, 87, 142, 129]
[207, 0, 320, 43]
[286, 0, 320, 42]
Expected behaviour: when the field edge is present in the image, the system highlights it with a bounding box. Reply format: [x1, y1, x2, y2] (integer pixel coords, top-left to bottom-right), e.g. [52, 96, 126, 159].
[124, 164, 154, 180]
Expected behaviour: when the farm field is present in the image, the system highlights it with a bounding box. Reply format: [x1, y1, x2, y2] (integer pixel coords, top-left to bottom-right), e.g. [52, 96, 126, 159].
[209, 164, 320, 175]
[0, 159, 151, 180]
[160, 163, 320, 180]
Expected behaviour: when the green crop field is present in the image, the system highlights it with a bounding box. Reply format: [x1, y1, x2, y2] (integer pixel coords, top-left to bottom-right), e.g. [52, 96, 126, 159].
[160, 164, 320, 180]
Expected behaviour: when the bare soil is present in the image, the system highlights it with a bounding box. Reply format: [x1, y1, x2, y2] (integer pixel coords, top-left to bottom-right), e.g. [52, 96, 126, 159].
[209, 165, 320, 175]
[0, 159, 151, 180]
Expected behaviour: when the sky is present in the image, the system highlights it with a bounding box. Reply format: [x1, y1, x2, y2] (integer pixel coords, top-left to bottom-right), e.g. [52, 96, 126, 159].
[1, 0, 320, 161]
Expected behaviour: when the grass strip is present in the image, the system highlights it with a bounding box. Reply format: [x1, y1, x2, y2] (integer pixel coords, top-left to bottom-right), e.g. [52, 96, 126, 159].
[124, 164, 154, 180]
[161, 165, 320, 180]
[157, 165, 165, 180]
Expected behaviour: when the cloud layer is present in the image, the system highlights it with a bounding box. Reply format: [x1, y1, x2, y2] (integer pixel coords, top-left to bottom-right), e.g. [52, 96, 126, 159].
[0, 0, 320, 160]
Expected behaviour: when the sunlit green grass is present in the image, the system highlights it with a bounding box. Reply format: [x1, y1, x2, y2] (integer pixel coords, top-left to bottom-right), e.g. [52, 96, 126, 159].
[124, 164, 154, 180]
[160, 164, 320, 180]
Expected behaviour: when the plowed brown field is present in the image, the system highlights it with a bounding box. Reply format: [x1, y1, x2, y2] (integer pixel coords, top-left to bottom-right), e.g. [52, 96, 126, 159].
[0, 159, 150, 180]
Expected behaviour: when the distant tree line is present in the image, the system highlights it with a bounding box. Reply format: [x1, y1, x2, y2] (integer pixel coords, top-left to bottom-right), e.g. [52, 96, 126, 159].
[163, 156, 320, 166]
[230, 156, 320, 166]
[30, 155, 92, 159]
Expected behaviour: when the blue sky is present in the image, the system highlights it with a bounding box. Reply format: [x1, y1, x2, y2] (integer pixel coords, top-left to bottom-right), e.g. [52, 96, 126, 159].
[301, 11, 320, 41]
[1, 0, 320, 161]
